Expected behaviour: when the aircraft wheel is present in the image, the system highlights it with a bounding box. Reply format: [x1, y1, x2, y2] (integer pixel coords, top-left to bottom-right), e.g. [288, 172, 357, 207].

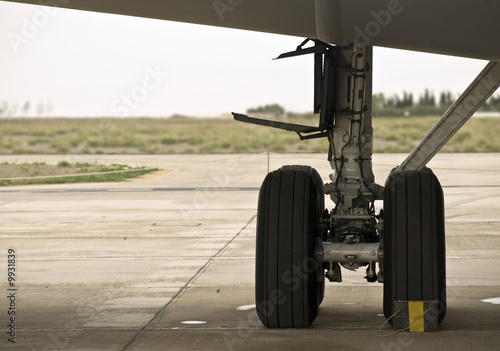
[318, 273, 325, 306]
[255, 165, 324, 328]
[383, 167, 446, 327]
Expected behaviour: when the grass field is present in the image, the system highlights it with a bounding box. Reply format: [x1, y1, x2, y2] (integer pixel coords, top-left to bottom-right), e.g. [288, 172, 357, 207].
[1, 115, 499, 155]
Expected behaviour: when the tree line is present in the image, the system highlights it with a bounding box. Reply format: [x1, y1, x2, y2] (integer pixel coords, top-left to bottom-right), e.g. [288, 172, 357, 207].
[248, 90, 500, 120]
[0, 100, 53, 118]
[373, 89, 500, 116]
[2, 90, 499, 118]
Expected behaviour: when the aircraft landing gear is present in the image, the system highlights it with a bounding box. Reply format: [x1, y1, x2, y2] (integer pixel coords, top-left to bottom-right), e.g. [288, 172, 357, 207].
[240, 41, 384, 328]
[234, 40, 499, 330]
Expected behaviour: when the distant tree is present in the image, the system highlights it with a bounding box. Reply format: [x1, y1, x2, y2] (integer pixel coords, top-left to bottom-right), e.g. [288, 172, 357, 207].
[419, 88, 436, 106]
[0, 101, 7, 117]
[247, 103, 286, 118]
[439, 92, 446, 106]
[8, 102, 19, 117]
[481, 93, 500, 111]
[372, 93, 386, 110]
[491, 95, 500, 110]
[36, 101, 45, 116]
[439, 91, 454, 107]
[385, 94, 399, 108]
[395, 93, 404, 108]
[401, 91, 413, 107]
[22, 101, 31, 115]
[429, 91, 436, 106]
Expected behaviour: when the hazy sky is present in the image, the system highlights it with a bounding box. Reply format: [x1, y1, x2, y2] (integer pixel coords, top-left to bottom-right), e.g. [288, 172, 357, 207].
[0, 1, 492, 117]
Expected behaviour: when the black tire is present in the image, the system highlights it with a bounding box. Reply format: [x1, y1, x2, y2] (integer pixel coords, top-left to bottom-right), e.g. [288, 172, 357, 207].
[285, 166, 326, 307]
[255, 165, 325, 328]
[383, 167, 446, 325]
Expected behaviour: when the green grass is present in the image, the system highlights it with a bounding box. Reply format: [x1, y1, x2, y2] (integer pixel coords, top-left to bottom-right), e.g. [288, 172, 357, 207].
[1, 116, 499, 155]
[373, 116, 500, 153]
[0, 161, 158, 186]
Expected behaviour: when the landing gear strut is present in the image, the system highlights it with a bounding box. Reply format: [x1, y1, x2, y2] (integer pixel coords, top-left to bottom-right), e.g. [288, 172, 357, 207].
[234, 40, 500, 330]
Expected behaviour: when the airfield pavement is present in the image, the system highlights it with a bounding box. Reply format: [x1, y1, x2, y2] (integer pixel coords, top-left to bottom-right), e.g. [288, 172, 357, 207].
[0, 153, 499, 350]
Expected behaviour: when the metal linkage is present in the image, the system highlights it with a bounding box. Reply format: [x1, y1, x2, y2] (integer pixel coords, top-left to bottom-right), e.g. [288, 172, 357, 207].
[399, 60, 500, 172]
[317, 242, 381, 283]
[321, 45, 383, 254]
[319, 45, 384, 283]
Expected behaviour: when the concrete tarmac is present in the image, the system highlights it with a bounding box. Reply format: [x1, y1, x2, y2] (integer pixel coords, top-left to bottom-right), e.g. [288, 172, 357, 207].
[0, 154, 499, 350]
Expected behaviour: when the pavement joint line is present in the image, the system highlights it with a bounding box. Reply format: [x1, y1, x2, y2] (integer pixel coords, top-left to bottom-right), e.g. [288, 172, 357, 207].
[0, 236, 251, 239]
[3, 185, 500, 193]
[2, 326, 499, 332]
[14, 256, 498, 262]
[373, 164, 500, 172]
[447, 256, 500, 259]
[146, 326, 378, 331]
[442, 185, 500, 188]
[120, 214, 257, 351]
[108, 188, 154, 192]
[5, 256, 497, 262]
[0, 328, 143, 332]
[0, 186, 261, 193]
[7, 257, 257, 262]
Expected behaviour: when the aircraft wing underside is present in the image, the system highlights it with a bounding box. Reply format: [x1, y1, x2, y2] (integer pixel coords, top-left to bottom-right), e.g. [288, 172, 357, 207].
[3, 0, 500, 60]
[4, 0, 318, 39]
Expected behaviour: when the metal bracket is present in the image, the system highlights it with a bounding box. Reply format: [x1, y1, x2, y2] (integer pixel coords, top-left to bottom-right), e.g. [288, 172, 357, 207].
[232, 113, 328, 140]
[274, 38, 335, 60]
[233, 39, 341, 141]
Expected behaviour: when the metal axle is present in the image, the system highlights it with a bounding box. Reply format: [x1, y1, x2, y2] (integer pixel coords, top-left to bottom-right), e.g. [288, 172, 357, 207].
[320, 242, 380, 264]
